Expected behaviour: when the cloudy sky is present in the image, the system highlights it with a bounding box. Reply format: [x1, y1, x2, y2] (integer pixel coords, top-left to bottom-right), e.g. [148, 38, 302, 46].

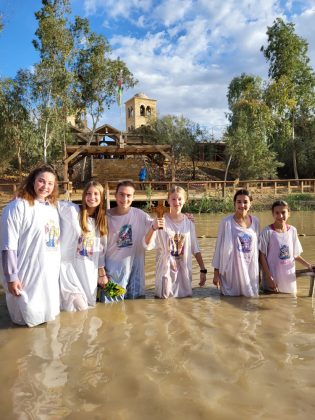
[0, 0, 314, 138]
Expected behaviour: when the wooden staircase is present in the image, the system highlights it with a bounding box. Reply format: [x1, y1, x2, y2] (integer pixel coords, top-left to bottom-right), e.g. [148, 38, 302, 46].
[92, 157, 144, 183]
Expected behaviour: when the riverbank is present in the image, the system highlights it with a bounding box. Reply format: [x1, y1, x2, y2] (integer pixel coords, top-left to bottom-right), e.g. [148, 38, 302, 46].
[184, 192, 315, 213]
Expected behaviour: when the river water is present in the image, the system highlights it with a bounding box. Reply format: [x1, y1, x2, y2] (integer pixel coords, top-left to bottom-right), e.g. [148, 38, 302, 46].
[0, 211, 315, 420]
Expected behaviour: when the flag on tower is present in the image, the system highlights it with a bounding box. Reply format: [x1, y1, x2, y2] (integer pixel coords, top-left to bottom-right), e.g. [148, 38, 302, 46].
[117, 70, 123, 107]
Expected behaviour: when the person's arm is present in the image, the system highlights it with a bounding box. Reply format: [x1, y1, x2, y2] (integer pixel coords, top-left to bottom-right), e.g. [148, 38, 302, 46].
[98, 236, 108, 286]
[292, 227, 314, 271]
[194, 252, 207, 286]
[98, 266, 108, 287]
[212, 219, 226, 288]
[1, 250, 23, 296]
[213, 268, 220, 288]
[1, 200, 25, 297]
[295, 255, 314, 271]
[144, 217, 164, 245]
[259, 251, 278, 291]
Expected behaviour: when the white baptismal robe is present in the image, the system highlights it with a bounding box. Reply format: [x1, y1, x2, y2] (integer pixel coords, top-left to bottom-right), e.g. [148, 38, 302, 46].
[212, 215, 260, 297]
[1, 198, 61, 326]
[58, 201, 106, 311]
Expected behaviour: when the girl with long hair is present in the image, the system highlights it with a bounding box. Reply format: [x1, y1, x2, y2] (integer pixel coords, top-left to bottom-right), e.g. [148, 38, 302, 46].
[1, 164, 61, 326]
[59, 181, 107, 311]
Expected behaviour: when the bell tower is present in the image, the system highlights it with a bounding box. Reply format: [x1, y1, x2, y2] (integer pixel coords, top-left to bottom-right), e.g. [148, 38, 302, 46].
[125, 93, 157, 131]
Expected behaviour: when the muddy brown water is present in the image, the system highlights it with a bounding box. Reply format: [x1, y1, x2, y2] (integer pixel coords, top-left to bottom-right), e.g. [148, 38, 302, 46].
[0, 211, 315, 419]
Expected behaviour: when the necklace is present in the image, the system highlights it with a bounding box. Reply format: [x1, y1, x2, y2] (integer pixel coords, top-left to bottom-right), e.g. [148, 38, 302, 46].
[233, 215, 250, 228]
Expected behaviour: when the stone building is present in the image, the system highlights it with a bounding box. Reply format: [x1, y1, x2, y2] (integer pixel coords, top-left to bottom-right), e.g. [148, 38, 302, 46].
[125, 93, 157, 131]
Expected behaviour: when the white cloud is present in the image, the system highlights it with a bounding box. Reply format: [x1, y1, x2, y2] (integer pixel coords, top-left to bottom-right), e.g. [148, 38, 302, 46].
[83, 0, 315, 136]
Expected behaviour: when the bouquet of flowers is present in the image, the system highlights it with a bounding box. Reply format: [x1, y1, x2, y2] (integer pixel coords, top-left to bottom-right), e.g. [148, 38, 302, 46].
[97, 279, 126, 302]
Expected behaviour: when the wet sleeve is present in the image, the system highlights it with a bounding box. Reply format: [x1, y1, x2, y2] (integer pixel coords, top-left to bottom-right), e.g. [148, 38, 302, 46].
[292, 227, 303, 258]
[189, 220, 200, 254]
[141, 211, 154, 249]
[2, 250, 18, 282]
[258, 228, 270, 255]
[1, 200, 24, 251]
[212, 219, 225, 268]
[98, 235, 107, 268]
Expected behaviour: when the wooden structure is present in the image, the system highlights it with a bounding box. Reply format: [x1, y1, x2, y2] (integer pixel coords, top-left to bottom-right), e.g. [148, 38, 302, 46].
[2, 179, 315, 203]
[63, 144, 173, 184]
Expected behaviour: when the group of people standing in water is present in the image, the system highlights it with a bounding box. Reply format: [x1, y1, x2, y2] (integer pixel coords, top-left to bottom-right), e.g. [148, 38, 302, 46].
[0, 164, 314, 327]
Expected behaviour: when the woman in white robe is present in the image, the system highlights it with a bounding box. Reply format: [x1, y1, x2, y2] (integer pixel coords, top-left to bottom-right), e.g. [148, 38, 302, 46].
[0, 165, 61, 327]
[212, 189, 260, 297]
[59, 181, 107, 311]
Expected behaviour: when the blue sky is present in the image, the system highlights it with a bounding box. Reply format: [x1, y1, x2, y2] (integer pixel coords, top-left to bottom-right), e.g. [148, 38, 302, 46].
[0, 0, 314, 138]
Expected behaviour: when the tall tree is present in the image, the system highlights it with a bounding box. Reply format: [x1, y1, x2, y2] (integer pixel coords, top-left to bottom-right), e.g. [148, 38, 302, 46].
[70, 17, 137, 180]
[226, 74, 281, 179]
[32, 0, 74, 163]
[0, 73, 36, 174]
[261, 18, 315, 179]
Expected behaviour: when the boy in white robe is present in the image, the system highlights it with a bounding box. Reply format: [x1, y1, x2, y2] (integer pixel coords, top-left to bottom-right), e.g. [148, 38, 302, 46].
[104, 181, 152, 299]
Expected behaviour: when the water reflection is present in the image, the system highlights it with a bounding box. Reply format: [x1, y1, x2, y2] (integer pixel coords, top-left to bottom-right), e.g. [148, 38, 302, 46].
[0, 212, 315, 419]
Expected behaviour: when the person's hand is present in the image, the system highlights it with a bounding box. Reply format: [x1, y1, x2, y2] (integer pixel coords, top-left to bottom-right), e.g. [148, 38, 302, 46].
[266, 275, 279, 293]
[98, 274, 109, 287]
[308, 264, 315, 272]
[8, 280, 23, 297]
[186, 213, 195, 223]
[213, 272, 221, 288]
[199, 272, 207, 286]
[152, 217, 164, 230]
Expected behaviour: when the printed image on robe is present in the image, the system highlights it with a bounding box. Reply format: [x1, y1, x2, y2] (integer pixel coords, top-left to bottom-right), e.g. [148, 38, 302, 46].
[237, 233, 252, 253]
[279, 244, 290, 260]
[45, 220, 60, 249]
[170, 233, 185, 258]
[117, 224, 133, 248]
[77, 233, 95, 258]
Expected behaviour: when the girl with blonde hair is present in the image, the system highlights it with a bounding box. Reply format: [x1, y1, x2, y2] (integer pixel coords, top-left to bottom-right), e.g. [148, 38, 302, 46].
[145, 185, 207, 298]
[59, 181, 107, 311]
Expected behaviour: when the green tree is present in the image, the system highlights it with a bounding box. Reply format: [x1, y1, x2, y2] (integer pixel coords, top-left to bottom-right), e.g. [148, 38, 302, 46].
[0, 74, 36, 174]
[70, 17, 137, 179]
[226, 74, 281, 179]
[31, 0, 74, 163]
[135, 115, 210, 180]
[261, 18, 315, 179]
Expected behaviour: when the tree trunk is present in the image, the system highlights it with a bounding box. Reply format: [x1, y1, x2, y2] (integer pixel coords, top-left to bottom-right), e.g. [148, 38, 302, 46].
[223, 155, 232, 197]
[292, 119, 299, 180]
[44, 119, 49, 164]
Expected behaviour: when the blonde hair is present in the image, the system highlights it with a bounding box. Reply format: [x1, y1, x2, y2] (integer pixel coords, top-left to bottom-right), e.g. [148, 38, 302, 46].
[17, 164, 59, 206]
[79, 181, 107, 236]
[168, 185, 187, 202]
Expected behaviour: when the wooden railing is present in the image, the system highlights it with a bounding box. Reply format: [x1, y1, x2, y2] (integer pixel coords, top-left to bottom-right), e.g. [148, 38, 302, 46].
[102, 179, 315, 198]
[1, 179, 315, 202]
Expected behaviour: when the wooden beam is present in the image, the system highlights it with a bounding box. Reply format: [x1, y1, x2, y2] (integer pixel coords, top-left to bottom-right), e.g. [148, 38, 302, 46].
[66, 145, 172, 155]
[64, 148, 87, 164]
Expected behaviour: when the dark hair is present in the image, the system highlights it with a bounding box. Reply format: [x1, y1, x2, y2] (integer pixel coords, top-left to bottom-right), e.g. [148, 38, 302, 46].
[17, 164, 59, 206]
[233, 189, 252, 203]
[271, 200, 290, 212]
[115, 180, 136, 194]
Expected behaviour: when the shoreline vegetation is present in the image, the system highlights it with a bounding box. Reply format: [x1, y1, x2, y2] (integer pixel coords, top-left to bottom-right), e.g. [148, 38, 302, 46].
[182, 193, 315, 213]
